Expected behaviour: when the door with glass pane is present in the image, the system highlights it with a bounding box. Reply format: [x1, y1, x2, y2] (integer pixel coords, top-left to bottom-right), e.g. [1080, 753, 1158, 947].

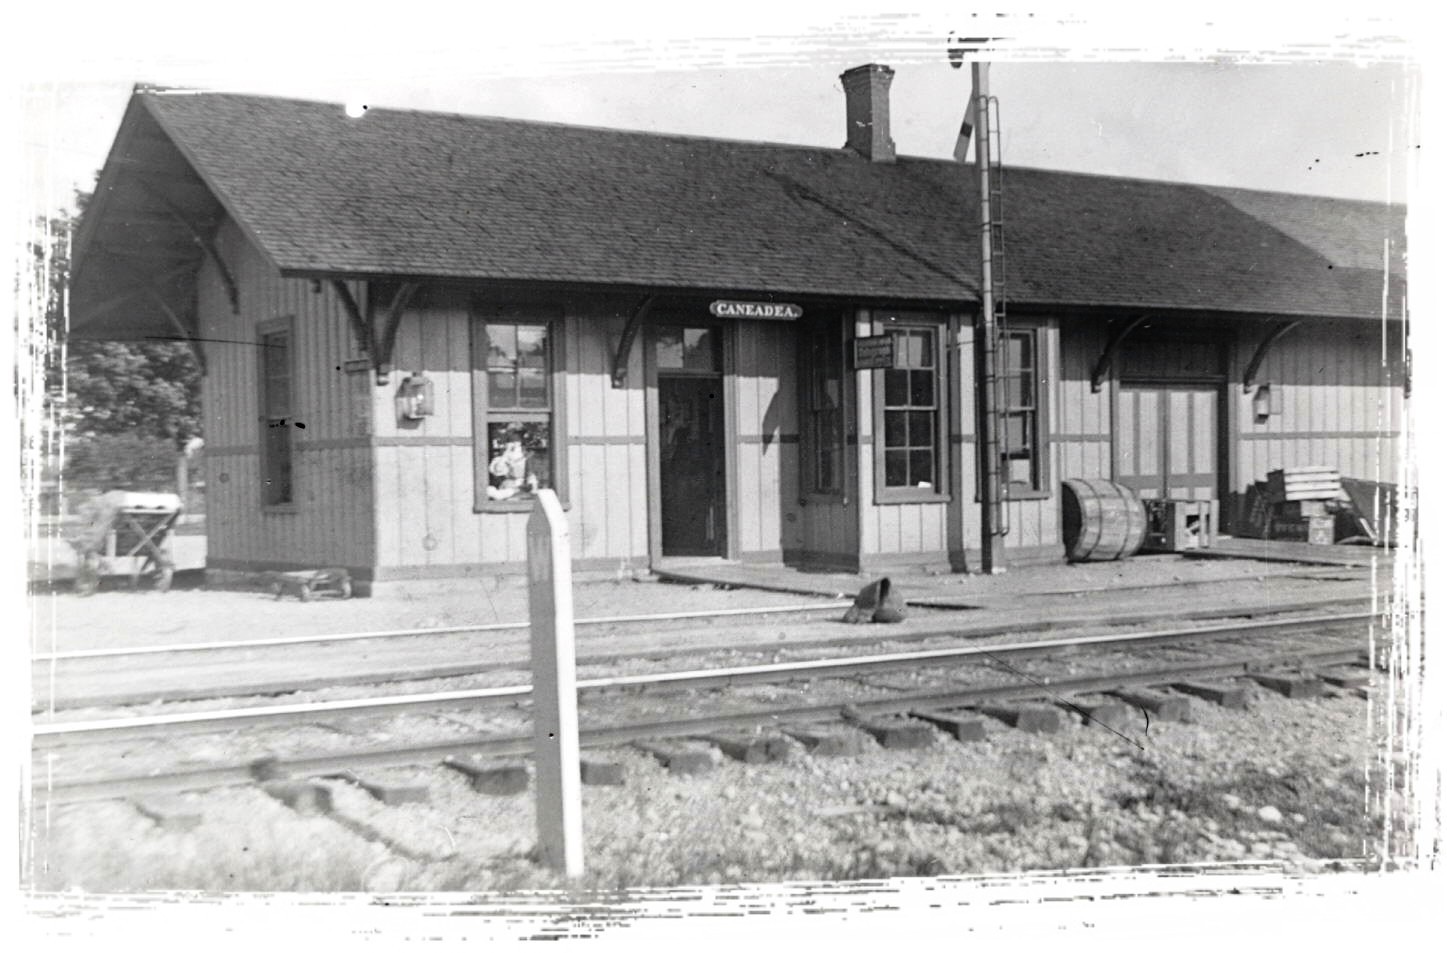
[653, 326, 727, 557]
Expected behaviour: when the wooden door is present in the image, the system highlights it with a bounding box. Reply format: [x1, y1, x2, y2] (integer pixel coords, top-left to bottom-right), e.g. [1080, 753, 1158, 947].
[658, 375, 727, 556]
[1116, 383, 1218, 501]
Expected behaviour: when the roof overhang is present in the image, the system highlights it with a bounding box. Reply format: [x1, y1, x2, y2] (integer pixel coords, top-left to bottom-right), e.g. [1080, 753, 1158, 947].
[68, 94, 229, 343]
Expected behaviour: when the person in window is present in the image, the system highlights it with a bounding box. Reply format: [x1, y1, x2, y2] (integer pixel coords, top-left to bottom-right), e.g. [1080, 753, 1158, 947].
[486, 427, 539, 500]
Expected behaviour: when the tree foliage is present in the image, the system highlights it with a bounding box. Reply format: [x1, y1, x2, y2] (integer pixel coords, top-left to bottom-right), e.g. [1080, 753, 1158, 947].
[36, 191, 205, 493]
[65, 340, 202, 446]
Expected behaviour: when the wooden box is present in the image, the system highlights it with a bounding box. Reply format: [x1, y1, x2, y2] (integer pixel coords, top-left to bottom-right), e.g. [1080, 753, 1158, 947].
[1269, 515, 1335, 545]
[1266, 467, 1341, 503]
[1142, 499, 1217, 552]
[1275, 499, 1330, 519]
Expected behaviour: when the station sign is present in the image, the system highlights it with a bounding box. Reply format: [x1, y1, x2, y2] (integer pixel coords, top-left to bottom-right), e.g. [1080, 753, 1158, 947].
[708, 300, 803, 320]
[851, 334, 897, 370]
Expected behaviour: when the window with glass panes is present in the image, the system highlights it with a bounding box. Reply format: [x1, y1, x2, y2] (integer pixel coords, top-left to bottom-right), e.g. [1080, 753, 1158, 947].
[259, 325, 293, 506]
[803, 319, 845, 495]
[1001, 328, 1044, 491]
[471, 310, 560, 509]
[878, 323, 944, 498]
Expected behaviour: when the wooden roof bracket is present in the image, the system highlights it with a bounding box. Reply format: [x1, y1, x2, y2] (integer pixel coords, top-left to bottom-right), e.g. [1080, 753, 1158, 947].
[143, 287, 207, 375]
[331, 280, 371, 356]
[1242, 320, 1302, 391]
[612, 293, 657, 388]
[136, 179, 239, 314]
[1090, 314, 1149, 393]
[329, 279, 420, 384]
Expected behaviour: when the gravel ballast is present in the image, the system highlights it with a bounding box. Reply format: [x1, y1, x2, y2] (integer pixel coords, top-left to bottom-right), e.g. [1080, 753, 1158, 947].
[26, 671, 1414, 893]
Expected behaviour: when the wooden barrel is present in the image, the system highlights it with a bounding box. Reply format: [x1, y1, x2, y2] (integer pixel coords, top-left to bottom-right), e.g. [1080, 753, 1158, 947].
[1060, 479, 1147, 562]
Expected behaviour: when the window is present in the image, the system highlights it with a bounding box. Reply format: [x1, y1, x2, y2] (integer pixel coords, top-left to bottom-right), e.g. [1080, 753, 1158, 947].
[801, 316, 845, 496]
[999, 327, 1048, 495]
[874, 316, 947, 502]
[259, 324, 293, 506]
[472, 308, 562, 509]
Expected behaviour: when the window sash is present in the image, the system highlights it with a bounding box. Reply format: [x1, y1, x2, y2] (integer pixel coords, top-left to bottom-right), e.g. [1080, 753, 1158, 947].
[874, 317, 947, 502]
[802, 319, 846, 496]
[999, 327, 1045, 492]
[259, 327, 293, 507]
[472, 309, 564, 510]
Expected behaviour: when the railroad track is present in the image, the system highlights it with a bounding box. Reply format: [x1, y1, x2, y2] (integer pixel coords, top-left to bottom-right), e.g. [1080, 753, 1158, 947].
[33, 591, 1384, 712]
[32, 610, 1381, 804]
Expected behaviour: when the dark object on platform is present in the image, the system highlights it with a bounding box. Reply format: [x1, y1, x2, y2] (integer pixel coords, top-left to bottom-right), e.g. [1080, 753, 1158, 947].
[843, 577, 907, 623]
[1338, 477, 1399, 546]
[268, 567, 353, 601]
[1060, 479, 1146, 561]
[1141, 498, 1217, 553]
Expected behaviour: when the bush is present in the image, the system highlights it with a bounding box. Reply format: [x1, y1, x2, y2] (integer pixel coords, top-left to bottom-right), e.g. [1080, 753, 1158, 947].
[65, 432, 181, 493]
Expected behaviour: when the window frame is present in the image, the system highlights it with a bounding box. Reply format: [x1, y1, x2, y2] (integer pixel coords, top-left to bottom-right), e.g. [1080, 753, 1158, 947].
[872, 313, 950, 505]
[257, 316, 297, 511]
[798, 312, 848, 501]
[996, 323, 1051, 500]
[470, 303, 567, 513]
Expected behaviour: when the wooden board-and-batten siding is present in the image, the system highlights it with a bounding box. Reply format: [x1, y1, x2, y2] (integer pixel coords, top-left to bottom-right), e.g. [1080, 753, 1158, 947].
[1228, 319, 1404, 522]
[197, 219, 376, 576]
[374, 288, 651, 579]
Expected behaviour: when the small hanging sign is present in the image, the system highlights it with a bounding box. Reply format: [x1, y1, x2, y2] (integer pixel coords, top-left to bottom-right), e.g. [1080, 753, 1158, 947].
[851, 335, 897, 370]
[708, 300, 803, 320]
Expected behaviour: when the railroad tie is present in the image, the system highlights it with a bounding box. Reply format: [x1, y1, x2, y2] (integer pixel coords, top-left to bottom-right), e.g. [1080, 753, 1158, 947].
[1250, 673, 1326, 699]
[782, 725, 873, 757]
[580, 758, 627, 786]
[840, 708, 935, 750]
[443, 757, 530, 795]
[322, 770, 430, 806]
[910, 710, 989, 743]
[1318, 668, 1372, 690]
[701, 732, 792, 764]
[1063, 697, 1135, 731]
[635, 741, 718, 776]
[1172, 681, 1251, 710]
[132, 795, 204, 832]
[262, 780, 334, 816]
[980, 704, 1063, 734]
[1107, 689, 1192, 723]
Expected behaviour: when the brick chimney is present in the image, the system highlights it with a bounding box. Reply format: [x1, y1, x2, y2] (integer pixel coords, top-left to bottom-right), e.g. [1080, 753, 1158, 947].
[840, 64, 896, 163]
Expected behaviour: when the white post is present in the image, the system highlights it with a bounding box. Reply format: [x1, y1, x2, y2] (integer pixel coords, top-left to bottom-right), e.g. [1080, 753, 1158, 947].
[526, 489, 584, 877]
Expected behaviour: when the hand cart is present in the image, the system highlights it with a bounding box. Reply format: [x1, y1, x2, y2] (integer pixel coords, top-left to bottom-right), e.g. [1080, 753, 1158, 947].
[67, 491, 183, 595]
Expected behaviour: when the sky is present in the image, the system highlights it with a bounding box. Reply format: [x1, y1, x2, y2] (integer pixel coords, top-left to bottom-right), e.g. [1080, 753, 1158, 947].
[10, 5, 1425, 226]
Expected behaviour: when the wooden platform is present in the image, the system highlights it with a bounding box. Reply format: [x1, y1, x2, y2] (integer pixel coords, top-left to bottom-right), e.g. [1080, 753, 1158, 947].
[1182, 536, 1386, 568]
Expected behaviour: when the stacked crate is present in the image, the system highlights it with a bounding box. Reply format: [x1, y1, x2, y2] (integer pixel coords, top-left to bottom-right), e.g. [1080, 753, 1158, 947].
[1264, 467, 1341, 544]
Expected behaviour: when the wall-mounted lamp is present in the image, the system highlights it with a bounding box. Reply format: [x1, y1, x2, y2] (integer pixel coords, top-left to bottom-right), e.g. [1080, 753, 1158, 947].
[1252, 382, 1281, 420]
[396, 372, 435, 421]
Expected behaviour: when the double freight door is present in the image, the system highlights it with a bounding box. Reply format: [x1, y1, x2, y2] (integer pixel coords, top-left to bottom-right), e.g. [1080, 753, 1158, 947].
[1115, 382, 1220, 502]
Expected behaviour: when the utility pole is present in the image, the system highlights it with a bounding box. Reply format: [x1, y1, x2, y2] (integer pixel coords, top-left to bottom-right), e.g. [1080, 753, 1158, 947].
[971, 62, 1006, 574]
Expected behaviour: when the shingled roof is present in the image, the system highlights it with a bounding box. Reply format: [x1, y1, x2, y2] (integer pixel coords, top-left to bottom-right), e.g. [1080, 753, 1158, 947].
[70, 89, 1406, 337]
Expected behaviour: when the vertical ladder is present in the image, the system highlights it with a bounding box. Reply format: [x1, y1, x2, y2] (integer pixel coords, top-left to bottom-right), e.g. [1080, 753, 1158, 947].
[980, 94, 1010, 538]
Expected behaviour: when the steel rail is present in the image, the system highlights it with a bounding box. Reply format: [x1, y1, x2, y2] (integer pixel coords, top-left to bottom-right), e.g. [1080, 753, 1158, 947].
[33, 643, 1370, 803]
[33, 596, 1383, 713]
[32, 611, 1373, 745]
[32, 601, 855, 663]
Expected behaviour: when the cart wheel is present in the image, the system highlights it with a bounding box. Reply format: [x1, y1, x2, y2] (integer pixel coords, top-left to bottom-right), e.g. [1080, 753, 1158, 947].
[74, 557, 100, 597]
[156, 567, 174, 593]
[338, 579, 353, 600]
[299, 585, 313, 603]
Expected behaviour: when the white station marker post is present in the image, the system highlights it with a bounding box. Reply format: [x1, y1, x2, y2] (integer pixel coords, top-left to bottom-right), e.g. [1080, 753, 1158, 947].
[526, 489, 584, 877]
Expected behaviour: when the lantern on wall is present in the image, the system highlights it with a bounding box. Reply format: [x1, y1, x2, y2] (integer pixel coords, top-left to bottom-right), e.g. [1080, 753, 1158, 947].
[1252, 382, 1281, 420]
[396, 372, 435, 420]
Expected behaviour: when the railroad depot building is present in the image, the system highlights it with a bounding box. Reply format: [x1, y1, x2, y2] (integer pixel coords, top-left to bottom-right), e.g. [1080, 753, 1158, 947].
[68, 67, 1407, 591]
